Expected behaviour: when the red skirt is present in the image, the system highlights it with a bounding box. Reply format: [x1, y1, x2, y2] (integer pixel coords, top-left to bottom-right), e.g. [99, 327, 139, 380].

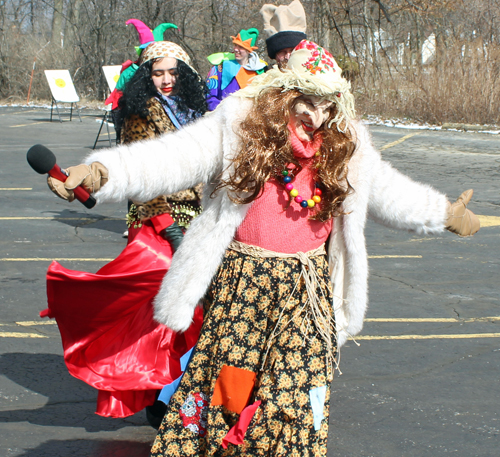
[42, 220, 203, 418]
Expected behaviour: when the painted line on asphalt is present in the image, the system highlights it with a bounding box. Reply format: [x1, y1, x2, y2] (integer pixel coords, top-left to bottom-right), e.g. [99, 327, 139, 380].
[0, 258, 115, 261]
[10, 121, 48, 128]
[0, 332, 48, 338]
[16, 321, 56, 326]
[369, 255, 422, 259]
[0, 188, 32, 191]
[380, 132, 420, 150]
[355, 333, 500, 340]
[0, 217, 121, 220]
[365, 316, 500, 323]
[477, 215, 500, 227]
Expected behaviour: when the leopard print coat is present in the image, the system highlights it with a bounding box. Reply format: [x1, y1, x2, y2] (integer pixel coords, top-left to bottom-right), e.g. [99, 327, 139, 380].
[120, 97, 202, 225]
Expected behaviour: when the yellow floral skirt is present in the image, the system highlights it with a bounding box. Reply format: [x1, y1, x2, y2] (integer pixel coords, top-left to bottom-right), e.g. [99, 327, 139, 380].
[150, 248, 337, 457]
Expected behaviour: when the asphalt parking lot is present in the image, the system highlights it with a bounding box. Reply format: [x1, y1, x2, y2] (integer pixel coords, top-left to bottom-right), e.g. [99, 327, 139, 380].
[0, 105, 499, 456]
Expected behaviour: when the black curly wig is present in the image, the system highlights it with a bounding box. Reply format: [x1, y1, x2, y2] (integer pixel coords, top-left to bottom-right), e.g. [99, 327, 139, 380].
[117, 58, 208, 126]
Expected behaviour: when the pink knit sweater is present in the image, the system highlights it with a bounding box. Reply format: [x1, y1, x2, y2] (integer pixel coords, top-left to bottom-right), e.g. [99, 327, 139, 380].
[234, 127, 333, 254]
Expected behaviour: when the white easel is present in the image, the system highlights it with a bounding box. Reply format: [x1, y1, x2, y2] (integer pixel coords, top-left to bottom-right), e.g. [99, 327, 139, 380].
[44, 70, 82, 122]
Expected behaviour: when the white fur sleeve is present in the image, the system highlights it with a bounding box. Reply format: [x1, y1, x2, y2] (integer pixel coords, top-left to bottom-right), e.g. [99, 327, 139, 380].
[353, 123, 449, 234]
[368, 161, 448, 233]
[83, 108, 227, 204]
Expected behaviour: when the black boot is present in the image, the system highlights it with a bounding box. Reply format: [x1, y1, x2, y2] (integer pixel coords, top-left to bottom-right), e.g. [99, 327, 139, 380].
[146, 398, 168, 430]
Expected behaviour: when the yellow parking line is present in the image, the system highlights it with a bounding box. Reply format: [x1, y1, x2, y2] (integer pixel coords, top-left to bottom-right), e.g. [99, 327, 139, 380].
[0, 332, 48, 338]
[365, 316, 500, 323]
[477, 215, 500, 227]
[10, 121, 48, 128]
[0, 217, 121, 220]
[0, 188, 32, 191]
[369, 255, 422, 259]
[16, 321, 56, 326]
[380, 132, 420, 151]
[0, 258, 115, 261]
[355, 333, 500, 340]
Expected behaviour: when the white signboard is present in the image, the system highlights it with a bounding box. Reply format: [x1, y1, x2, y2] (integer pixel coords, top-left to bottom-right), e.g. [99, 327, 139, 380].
[44, 70, 79, 103]
[102, 65, 122, 92]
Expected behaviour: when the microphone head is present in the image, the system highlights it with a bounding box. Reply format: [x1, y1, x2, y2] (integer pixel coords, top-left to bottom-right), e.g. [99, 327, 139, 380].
[27, 144, 57, 174]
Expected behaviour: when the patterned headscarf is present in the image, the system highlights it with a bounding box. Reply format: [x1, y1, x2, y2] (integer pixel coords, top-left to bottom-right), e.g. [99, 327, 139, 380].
[139, 41, 195, 73]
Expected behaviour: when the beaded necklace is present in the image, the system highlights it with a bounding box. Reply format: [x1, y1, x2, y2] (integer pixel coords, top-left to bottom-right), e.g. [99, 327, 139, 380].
[280, 166, 322, 209]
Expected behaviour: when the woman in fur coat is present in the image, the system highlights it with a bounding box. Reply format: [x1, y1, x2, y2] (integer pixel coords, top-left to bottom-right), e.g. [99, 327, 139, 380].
[47, 40, 479, 456]
[42, 40, 207, 423]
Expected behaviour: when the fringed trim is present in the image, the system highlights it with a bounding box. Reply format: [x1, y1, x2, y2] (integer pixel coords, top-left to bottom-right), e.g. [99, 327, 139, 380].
[228, 239, 338, 380]
[235, 67, 356, 133]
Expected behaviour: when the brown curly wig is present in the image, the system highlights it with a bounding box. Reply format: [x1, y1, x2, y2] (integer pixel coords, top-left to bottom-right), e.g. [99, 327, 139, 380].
[215, 88, 356, 222]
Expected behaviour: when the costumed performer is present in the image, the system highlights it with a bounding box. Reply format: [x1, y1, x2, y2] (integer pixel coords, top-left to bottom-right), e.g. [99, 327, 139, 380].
[206, 28, 267, 111]
[45, 40, 479, 456]
[105, 19, 180, 237]
[260, 0, 307, 69]
[41, 39, 207, 426]
[105, 19, 179, 142]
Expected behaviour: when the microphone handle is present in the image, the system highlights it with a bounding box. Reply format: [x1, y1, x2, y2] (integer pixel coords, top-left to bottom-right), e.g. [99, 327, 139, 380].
[48, 164, 97, 209]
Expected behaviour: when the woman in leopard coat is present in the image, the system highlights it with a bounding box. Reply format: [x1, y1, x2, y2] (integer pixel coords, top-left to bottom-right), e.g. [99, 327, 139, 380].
[42, 41, 207, 424]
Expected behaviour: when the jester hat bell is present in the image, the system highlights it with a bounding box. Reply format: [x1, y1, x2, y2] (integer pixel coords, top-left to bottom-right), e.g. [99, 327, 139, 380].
[231, 28, 260, 52]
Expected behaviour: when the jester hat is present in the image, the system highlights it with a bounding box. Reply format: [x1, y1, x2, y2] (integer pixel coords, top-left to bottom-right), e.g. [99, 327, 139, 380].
[126, 19, 178, 56]
[231, 28, 260, 52]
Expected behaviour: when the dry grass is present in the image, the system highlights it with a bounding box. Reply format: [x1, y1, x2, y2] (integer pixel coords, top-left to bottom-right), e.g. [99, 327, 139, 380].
[2, 33, 500, 126]
[354, 43, 500, 126]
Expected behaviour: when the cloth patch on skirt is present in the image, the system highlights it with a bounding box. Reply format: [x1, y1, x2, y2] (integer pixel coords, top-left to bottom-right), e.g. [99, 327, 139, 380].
[222, 400, 262, 449]
[210, 365, 256, 414]
[179, 392, 208, 436]
[158, 347, 194, 406]
[309, 385, 327, 431]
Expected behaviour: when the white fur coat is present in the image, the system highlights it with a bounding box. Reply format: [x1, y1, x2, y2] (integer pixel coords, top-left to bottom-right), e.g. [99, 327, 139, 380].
[85, 96, 449, 347]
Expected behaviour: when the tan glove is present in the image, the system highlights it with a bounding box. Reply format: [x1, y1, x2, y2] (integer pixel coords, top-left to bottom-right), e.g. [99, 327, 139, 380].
[446, 189, 480, 237]
[47, 162, 108, 202]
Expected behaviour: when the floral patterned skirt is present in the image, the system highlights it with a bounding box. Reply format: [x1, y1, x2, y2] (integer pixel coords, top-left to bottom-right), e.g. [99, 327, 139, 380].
[150, 247, 337, 457]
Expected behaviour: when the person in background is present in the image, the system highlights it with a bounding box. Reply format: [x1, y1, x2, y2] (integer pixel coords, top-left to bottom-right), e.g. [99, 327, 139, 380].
[206, 28, 267, 110]
[42, 38, 207, 429]
[260, 0, 307, 69]
[105, 19, 180, 237]
[105, 19, 180, 142]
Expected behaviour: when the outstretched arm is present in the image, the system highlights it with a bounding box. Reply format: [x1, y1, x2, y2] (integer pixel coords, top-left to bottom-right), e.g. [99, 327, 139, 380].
[47, 106, 228, 206]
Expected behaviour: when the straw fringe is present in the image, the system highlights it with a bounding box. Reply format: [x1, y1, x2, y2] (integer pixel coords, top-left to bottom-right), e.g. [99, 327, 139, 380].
[235, 67, 356, 132]
[228, 240, 339, 379]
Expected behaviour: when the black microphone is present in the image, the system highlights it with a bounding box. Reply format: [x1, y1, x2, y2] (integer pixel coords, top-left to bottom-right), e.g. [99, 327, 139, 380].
[27, 144, 97, 209]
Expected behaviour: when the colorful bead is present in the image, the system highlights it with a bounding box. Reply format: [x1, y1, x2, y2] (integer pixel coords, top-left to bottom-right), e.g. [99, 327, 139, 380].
[280, 167, 322, 211]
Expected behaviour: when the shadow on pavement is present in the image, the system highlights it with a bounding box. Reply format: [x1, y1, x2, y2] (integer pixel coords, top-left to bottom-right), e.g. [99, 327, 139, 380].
[0, 353, 146, 432]
[16, 439, 152, 457]
[41, 208, 126, 235]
